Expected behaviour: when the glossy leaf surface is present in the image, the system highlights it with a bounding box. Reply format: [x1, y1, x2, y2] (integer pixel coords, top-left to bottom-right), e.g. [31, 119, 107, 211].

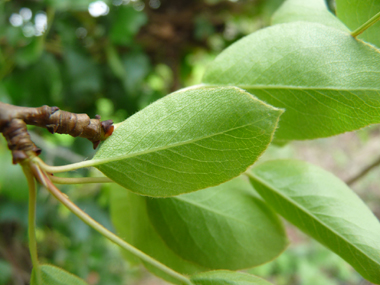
[95, 87, 282, 196]
[248, 160, 380, 283]
[202, 22, 380, 141]
[336, 0, 380, 48]
[191, 270, 274, 285]
[146, 177, 287, 270]
[31, 265, 87, 285]
[272, 0, 348, 31]
[110, 185, 206, 284]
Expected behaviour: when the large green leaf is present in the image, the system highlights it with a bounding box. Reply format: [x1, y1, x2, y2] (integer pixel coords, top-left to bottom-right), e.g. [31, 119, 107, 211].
[31, 265, 87, 285]
[191, 270, 274, 285]
[202, 22, 380, 141]
[336, 0, 380, 48]
[94, 87, 282, 196]
[272, 0, 348, 31]
[110, 185, 206, 284]
[146, 177, 288, 270]
[247, 160, 380, 284]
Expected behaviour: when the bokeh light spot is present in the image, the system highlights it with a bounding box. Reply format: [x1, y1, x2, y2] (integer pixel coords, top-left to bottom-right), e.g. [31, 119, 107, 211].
[149, 0, 160, 9]
[88, 1, 110, 17]
[9, 13, 23, 27]
[35, 12, 47, 36]
[19, 7, 32, 21]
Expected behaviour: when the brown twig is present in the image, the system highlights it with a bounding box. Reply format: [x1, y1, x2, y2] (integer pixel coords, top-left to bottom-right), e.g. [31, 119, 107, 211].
[346, 156, 380, 185]
[0, 102, 114, 164]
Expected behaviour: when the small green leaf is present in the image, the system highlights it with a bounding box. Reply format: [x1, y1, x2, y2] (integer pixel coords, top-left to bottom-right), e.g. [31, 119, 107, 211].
[14, 37, 44, 67]
[146, 176, 288, 270]
[336, 0, 380, 48]
[247, 160, 380, 284]
[191, 270, 274, 285]
[272, 0, 348, 31]
[31, 265, 87, 285]
[110, 185, 206, 284]
[110, 6, 147, 46]
[202, 22, 380, 141]
[0, 145, 29, 201]
[95, 87, 282, 196]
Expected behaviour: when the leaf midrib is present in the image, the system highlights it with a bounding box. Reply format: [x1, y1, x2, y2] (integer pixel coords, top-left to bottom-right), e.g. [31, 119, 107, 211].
[93, 119, 268, 167]
[247, 171, 380, 269]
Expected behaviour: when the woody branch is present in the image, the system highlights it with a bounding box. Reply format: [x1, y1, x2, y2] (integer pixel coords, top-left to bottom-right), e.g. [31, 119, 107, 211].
[0, 102, 114, 164]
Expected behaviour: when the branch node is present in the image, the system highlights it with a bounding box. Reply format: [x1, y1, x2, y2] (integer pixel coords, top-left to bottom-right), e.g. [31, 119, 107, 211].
[46, 124, 58, 134]
[102, 120, 114, 139]
[51, 106, 60, 114]
[0, 102, 114, 164]
[2, 118, 41, 164]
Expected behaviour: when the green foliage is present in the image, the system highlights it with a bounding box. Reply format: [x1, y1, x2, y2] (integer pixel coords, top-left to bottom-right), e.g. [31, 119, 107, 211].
[110, 184, 206, 284]
[0, 260, 12, 284]
[249, 239, 362, 285]
[190, 270, 274, 285]
[248, 160, 380, 284]
[31, 264, 87, 285]
[202, 21, 380, 141]
[94, 87, 282, 196]
[146, 177, 287, 269]
[336, 0, 380, 48]
[0, 145, 29, 201]
[271, 0, 348, 31]
[110, 6, 147, 45]
[2, 0, 380, 284]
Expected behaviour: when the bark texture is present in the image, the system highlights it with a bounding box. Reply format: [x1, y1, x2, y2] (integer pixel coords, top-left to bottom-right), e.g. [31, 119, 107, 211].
[0, 102, 114, 164]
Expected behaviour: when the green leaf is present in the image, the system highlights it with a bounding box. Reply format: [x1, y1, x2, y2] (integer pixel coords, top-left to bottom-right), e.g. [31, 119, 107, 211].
[44, 0, 111, 11]
[122, 52, 151, 94]
[110, 6, 147, 46]
[146, 176, 288, 270]
[272, 0, 348, 31]
[191, 270, 274, 285]
[3, 53, 62, 107]
[0, 260, 12, 284]
[95, 86, 282, 196]
[110, 185, 206, 284]
[336, 0, 380, 48]
[14, 37, 44, 67]
[64, 49, 102, 96]
[31, 265, 87, 285]
[202, 22, 380, 141]
[247, 159, 380, 284]
[0, 145, 28, 201]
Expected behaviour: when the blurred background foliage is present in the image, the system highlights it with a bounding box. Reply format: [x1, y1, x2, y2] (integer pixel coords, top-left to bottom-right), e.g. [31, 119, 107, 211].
[0, 0, 379, 284]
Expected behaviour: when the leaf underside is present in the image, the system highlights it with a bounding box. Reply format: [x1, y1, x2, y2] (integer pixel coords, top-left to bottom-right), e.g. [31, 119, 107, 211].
[202, 22, 380, 141]
[95, 86, 282, 196]
[31, 265, 87, 285]
[272, 0, 348, 31]
[336, 0, 380, 48]
[110, 184, 206, 284]
[146, 176, 288, 270]
[248, 159, 380, 284]
[191, 270, 274, 285]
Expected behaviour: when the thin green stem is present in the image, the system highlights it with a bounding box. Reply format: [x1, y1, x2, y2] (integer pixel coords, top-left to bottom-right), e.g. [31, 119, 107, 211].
[32, 164, 192, 285]
[351, 11, 380, 38]
[22, 164, 42, 285]
[33, 157, 96, 173]
[50, 175, 113, 184]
